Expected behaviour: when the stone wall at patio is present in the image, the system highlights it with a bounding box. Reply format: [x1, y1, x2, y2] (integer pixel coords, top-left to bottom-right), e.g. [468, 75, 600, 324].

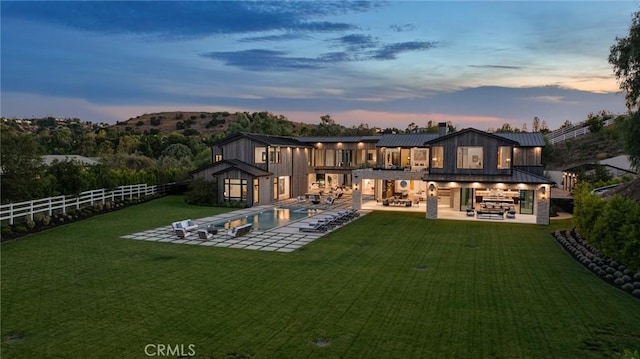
[426, 196, 438, 219]
[536, 198, 550, 225]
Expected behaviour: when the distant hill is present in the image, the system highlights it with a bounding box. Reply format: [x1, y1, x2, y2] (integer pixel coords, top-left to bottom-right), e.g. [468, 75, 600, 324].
[113, 111, 314, 137]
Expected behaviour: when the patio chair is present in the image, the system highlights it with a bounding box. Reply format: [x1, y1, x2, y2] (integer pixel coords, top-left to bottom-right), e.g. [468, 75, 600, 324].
[297, 195, 306, 203]
[326, 196, 335, 204]
[174, 228, 190, 239]
[197, 229, 213, 240]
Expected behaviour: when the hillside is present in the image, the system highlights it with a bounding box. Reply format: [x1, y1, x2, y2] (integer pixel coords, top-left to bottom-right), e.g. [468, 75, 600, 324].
[544, 125, 626, 170]
[114, 111, 314, 137]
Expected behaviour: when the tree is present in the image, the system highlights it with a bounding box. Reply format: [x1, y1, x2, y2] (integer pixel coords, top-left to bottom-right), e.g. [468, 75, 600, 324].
[46, 160, 91, 195]
[610, 11, 640, 170]
[310, 114, 343, 136]
[609, 10, 640, 110]
[532, 117, 541, 132]
[618, 112, 640, 170]
[585, 111, 610, 133]
[559, 120, 573, 129]
[0, 132, 45, 202]
[538, 120, 549, 134]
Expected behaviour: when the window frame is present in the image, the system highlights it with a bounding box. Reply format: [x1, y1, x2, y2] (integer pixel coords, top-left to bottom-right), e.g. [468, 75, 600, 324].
[456, 146, 483, 169]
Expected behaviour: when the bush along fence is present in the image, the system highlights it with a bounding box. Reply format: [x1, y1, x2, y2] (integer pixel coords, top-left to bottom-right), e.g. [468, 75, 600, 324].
[554, 229, 640, 299]
[0, 183, 175, 240]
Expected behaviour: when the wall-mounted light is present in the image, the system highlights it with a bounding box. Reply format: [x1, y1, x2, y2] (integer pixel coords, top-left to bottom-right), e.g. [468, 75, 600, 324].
[353, 183, 359, 191]
[540, 186, 547, 199]
[429, 183, 436, 196]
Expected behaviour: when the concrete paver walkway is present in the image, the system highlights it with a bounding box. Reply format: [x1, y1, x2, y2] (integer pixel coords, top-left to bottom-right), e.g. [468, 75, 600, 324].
[121, 194, 368, 252]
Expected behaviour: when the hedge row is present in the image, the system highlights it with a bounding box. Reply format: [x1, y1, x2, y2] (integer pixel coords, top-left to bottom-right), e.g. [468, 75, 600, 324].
[573, 184, 640, 271]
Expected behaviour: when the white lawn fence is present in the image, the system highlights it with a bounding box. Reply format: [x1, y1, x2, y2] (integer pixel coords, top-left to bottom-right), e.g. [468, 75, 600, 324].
[0, 183, 172, 225]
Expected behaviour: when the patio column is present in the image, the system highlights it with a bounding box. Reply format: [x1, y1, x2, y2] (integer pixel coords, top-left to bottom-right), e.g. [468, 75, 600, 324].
[352, 174, 362, 210]
[426, 182, 438, 220]
[536, 185, 550, 225]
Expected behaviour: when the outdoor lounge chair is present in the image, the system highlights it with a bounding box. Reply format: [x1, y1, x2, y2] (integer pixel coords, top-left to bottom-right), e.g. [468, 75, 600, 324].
[175, 228, 191, 239]
[299, 222, 327, 233]
[326, 196, 335, 204]
[227, 223, 252, 238]
[197, 229, 213, 240]
[297, 195, 306, 203]
[172, 219, 198, 232]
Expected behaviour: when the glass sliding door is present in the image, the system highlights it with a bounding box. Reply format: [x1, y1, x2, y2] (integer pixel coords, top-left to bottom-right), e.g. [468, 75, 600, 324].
[519, 190, 534, 214]
[460, 188, 474, 211]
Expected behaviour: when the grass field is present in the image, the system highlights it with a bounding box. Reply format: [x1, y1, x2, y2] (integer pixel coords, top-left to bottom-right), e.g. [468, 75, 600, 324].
[2, 196, 639, 358]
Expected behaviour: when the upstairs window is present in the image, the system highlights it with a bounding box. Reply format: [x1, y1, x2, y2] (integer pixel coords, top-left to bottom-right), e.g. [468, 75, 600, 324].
[497, 146, 512, 169]
[269, 147, 281, 163]
[214, 154, 223, 162]
[456, 146, 483, 169]
[431, 146, 444, 168]
[255, 147, 266, 164]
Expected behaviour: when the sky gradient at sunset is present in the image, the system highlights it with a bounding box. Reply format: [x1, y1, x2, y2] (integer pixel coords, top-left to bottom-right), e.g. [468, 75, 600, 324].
[1, 1, 636, 131]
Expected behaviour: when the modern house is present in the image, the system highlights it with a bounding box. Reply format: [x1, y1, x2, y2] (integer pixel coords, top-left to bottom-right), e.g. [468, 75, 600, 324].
[190, 132, 310, 205]
[191, 124, 553, 224]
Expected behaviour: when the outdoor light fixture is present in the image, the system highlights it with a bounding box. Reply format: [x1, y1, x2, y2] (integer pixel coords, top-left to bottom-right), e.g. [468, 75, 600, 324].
[429, 183, 436, 196]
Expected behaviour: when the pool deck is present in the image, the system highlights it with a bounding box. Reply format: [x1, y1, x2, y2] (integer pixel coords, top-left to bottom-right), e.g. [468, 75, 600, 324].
[121, 194, 367, 252]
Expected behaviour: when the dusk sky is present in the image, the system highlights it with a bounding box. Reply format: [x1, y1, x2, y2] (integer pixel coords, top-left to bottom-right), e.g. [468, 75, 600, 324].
[1, 1, 637, 131]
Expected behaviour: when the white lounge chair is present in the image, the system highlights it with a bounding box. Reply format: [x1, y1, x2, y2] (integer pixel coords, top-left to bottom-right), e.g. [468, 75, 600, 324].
[175, 228, 191, 239]
[197, 229, 213, 240]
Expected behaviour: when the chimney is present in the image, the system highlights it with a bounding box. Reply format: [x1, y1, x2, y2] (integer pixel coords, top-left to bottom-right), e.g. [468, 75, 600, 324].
[438, 122, 448, 137]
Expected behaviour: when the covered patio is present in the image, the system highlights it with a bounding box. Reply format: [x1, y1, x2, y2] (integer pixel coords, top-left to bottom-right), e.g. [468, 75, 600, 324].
[359, 195, 538, 224]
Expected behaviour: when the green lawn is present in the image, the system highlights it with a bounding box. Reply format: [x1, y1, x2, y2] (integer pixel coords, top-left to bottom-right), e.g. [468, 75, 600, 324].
[2, 196, 639, 358]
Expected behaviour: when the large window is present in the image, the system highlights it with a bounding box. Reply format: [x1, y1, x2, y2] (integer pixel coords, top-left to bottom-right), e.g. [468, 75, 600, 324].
[224, 179, 247, 202]
[269, 147, 281, 163]
[253, 178, 259, 204]
[337, 150, 353, 167]
[255, 147, 266, 164]
[456, 146, 483, 169]
[313, 149, 325, 166]
[431, 146, 444, 169]
[497, 146, 512, 169]
[325, 149, 336, 166]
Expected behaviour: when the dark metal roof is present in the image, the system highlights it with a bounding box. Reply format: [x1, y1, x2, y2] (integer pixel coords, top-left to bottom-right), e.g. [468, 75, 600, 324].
[296, 136, 381, 143]
[214, 132, 308, 147]
[210, 159, 272, 177]
[190, 159, 271, 177]
[422, 169, 552, 184]
[376, 133, 439, 147]
[494, 132, 546, 147]
[426, 128, 519, 145]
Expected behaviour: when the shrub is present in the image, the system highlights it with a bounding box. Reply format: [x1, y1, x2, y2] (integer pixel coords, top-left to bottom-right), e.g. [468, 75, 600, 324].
[12, 226, 27, 234]
[24, 218, 36, 230]
[622, 283, 634, 291]
[622, 275, 632, 283]
[634, 289, 640, 298]
[1, 227, 13, 237]
[184, 178, 217, 206]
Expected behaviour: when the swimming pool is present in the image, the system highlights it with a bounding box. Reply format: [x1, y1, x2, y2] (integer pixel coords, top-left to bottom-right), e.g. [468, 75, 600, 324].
[213, 206, 322, 231]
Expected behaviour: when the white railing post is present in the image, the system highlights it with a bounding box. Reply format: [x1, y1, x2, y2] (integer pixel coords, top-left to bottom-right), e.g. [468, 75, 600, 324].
[30, 201, 34, 221]
[9, 203, 14, 225]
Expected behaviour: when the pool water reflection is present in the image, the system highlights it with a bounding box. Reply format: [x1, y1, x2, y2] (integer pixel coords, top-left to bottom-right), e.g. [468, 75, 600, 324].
[214, 206, 322, 231]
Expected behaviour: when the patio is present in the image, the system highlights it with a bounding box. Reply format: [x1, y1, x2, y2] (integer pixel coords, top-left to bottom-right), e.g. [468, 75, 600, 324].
[121, 192, 367, 252]
[359, 195, 539, 224]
